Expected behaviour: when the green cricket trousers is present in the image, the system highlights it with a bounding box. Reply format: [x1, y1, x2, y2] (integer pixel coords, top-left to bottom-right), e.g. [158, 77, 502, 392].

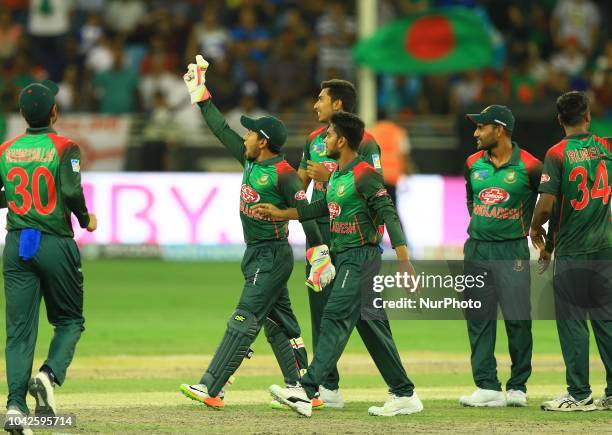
[553, 246, 612, 400]
[201, 241, 307, 396]
[4, 230, 85, 414]
[463, 237, 533, 393]
[300, 245, 415, 399]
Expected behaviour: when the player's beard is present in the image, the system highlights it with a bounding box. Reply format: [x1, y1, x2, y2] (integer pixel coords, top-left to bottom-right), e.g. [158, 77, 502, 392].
[477, 138, 497, 151]
[245, 148, 260, 162]
[326, 147, 340, 160]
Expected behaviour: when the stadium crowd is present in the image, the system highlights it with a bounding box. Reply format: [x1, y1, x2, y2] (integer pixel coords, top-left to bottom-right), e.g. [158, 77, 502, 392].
[0, 0, 609, 122]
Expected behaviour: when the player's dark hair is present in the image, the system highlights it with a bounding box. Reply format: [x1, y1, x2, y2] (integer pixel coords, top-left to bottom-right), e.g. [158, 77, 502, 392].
[321, 79, 356, 113]
[556, 91, 589, 127]
[330, 112, 364, 151]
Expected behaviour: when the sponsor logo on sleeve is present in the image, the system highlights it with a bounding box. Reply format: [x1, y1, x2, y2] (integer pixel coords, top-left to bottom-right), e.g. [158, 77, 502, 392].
[240, 184, 261, 203]
[71, 159, 80, 172]
[372, 153, 382, 169]
[473, 169, 489, 180]
[294, 190, 307, 200]
[540, 173, 550, 183]
[478, 187, 510, 205]
[328, 202, 342, 219]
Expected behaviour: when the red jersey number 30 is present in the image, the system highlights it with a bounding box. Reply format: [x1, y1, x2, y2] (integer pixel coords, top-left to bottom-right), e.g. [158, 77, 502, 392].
[7, 166, 57, 215]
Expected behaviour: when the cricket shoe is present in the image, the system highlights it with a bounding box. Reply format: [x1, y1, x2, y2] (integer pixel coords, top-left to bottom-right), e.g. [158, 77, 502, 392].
[506, 389, 528, 407]
[459, 388, 506, 407]
[595, 394, 612, 410]
[319, 386, 344, 409]
[368, 392, 424, 416]
[269, 397, 324, 410]
[28, 371, 56, 416]
[540, 392, 596, 412]
[269, 384, 312, 417]
[3, 407, 33, 435]
[179, 384, 224, 409]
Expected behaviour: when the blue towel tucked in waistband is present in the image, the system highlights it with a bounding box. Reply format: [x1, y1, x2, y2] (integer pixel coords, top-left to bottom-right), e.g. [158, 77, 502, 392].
[19, 228, 42, 261]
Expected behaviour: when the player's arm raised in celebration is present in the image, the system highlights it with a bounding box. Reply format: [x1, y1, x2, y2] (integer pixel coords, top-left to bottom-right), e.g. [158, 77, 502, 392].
[183, 55, 246, 166]
[60, 143, 96, 232]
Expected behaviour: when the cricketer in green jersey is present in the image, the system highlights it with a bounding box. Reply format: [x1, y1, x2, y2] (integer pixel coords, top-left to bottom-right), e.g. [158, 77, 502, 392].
[460, 105, 541, 408]
[179, 56, 334, 410]
[295, 79, 384, 408]
[1, 80, 97, 433]
[253, 112, 423, 418]
[531, 91, 612, 412]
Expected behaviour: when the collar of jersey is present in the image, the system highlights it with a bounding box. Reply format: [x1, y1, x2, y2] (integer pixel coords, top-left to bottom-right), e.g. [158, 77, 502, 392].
[26, 126, 56, 135]
[337, 156, 361, 175]
[482, 142, 521, 168]
[564, 132, 591, 140]
[254, 154, 284, 167]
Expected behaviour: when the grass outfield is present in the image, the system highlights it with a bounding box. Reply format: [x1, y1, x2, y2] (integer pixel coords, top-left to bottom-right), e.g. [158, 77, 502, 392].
[0, 259, 610, 433]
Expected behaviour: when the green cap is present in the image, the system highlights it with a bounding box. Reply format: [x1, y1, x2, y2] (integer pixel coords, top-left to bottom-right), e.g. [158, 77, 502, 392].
[19, 80, 59, 124]
[467, 105, 515, 133]
[240, 115, 287, 151]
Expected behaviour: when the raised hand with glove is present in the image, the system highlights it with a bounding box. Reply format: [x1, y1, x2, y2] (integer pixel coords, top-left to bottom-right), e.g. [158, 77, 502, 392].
[183, 55, 211, 104]
[305, 244, 335, 292]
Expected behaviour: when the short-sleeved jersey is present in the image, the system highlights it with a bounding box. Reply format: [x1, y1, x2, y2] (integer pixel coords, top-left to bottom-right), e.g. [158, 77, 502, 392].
[298, 157, 405, 254]
[299, 126, 383, 224]
[0, 128, 89, 237]
[465, 144, 542, 241]
[539, 133, 611, 256]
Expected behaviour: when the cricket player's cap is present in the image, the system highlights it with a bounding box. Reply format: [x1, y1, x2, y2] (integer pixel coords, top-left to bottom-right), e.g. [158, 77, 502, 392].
[467, 105, 515, 133]
[19, 80, 59, 124]
[240, 115, 287, 150]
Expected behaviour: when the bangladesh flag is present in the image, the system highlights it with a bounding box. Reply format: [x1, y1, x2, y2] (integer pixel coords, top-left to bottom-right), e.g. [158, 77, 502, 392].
[353, 8, 495, 74]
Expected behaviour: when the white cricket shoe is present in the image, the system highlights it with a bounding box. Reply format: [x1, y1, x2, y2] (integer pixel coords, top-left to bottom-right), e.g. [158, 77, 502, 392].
[506, 389, 528, 407]
[541, 392, 596, 412]
[269, 384, 312, 417]
[368, 392, 424, 416]
[4, 407, 34, 435]
[28, 371, 56, 416]
[320, 386, 344, 409]
[459, 388, 506, 407]
[595, 394, 612, 410]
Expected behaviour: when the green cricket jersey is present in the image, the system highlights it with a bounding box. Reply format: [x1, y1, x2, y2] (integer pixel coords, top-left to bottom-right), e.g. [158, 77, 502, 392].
[0, 127, 89, 237]
[297, 157, 405, 254]
[198, 100, 322, 245]
[299, 126, 383, 224]
[464, 143, 542, 241]
[539, 133, 611, 256]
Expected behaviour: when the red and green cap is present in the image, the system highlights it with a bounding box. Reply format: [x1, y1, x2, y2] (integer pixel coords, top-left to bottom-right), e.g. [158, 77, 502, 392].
[467, 105, 515, 133]
[19, 80, 59, 124]
[240, 115, 287, 151]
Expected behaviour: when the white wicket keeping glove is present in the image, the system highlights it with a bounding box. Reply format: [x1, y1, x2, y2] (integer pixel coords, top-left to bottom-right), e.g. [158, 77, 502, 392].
[183, 55, 211, 104]
[306, 244, 335, 292]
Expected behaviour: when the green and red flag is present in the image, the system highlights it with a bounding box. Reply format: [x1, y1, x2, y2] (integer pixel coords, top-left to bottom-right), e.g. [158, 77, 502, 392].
[353, 8, 495, 74]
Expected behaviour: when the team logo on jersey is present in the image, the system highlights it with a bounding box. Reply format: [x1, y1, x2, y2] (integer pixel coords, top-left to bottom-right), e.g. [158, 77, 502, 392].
[256, 174, 270, 186]
[241, 184, 260, 203]
[478, 187, 510, 205]
[504, 170, 517, 184]
[337, 184, 346, 197]
[71, 159, 80, 172]
[473, 170, 489, 180]
[328, 202, 342, 219]
[372, 153, 382, 169]
[295, 190, 307, 201]
[322, 161, 338, 172]
[540, 174, 551, 183]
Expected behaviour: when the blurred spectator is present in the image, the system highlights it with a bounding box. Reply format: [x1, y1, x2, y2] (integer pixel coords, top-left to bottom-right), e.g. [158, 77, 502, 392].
[504, 4, 530, 65]
[453, 71, 483, 110]
[378, 75, 421, 117]
[139, 56, 185, 111]
[528, 4, 553, 59]
[93, 46, 139, 113]
[526, 43, 549, 85]
[510, 53, 538, 105]
[205, 56, 240, 112]
[550, 36, 586, 78]
[316, 0, 356, 80]
[27, 0, 74, 81]
[0, 8, 22, 62]
[277, 8, 318, 64]
[186, 7, 230, 62]
[418, 75, 457, 115]
[140, 36, 179, 75]
[85, 34, 114, 74]
[591, 40, 612, 116]
[542, 67, 571, 102]
[226, 81, 268, 135]
[79, 13, 104, 55]
[551, 0, 600, 55]
[141, 92, 182, 171]
[56, 64, 80, 112]
[264, 30, 309, 112]
[104, 0, 146, 37]
[230, 7, 271, 62]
